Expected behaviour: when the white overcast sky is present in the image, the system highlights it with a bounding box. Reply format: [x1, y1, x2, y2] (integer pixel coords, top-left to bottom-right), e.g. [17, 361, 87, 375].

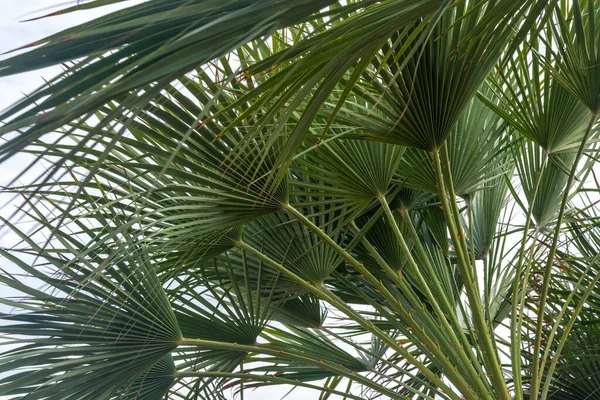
[0, 2, 335, 399]
[0, 0, 133, 189]
[0, 1, 128, 109]
[3, 3, 598, 400]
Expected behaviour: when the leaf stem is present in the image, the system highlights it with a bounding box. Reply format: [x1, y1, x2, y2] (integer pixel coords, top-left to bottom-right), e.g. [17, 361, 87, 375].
[530, 112, 597, 399]
[174, 370, 366, 400]
[283, 204, 476, 399]
[379, 196, 493, 397]
[180, 335, 398, 398]
[540, 256, 600, 398]
[510, 150, 548, 399]
[432, 149, 510, 400]
[236, 238, 461, 400]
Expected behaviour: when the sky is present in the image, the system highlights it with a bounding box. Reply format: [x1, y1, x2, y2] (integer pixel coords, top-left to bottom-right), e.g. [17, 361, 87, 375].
[0, 1, 127, 109]
[0, 1, 133, 198]
[2, 3, 599, 400]
[0, 2, 578, 400]
[0, 2, 334, 400]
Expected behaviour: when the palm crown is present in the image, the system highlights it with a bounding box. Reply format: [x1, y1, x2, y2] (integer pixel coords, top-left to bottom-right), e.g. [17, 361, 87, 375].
[0, 1, 599, 399]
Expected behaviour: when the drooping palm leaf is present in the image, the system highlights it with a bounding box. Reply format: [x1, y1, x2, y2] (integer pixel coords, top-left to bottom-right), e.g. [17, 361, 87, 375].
[0, 0, 341, 148]
[4, 1, 600, 400]
[0, 219, 181, 399]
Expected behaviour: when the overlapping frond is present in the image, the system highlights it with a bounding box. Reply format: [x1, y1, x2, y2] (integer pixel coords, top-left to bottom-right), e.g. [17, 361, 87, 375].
[3, 1, 600, 400]
[0, 220, 181, 400]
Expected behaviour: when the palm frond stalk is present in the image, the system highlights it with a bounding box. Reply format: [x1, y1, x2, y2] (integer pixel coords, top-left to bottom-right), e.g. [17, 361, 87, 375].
[1, 1, 600, 400]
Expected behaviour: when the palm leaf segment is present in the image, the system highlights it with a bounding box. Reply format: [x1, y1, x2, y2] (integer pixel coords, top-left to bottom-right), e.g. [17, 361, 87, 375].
[335, 0, 538, 152]
[0, 0, 339, 152]
[0, 1, 592, 400]
[0, 221, 181, 399]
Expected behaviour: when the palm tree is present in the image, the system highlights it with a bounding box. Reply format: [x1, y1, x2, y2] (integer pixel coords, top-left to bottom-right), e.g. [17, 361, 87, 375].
[0, 0, 599, 399]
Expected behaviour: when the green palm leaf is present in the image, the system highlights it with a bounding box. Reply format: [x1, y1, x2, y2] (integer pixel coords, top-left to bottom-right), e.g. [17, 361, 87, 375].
[0, 221, 181, 399]
[3, 1, 600, 400]
[0, 0, 339, 146]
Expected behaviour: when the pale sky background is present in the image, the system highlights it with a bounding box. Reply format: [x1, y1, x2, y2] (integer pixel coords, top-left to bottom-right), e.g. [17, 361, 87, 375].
[4, 2, 585, 400]
[0, 2, 341, 399]
[0, 1, 562, 399]
[5, 1, 594, 400]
